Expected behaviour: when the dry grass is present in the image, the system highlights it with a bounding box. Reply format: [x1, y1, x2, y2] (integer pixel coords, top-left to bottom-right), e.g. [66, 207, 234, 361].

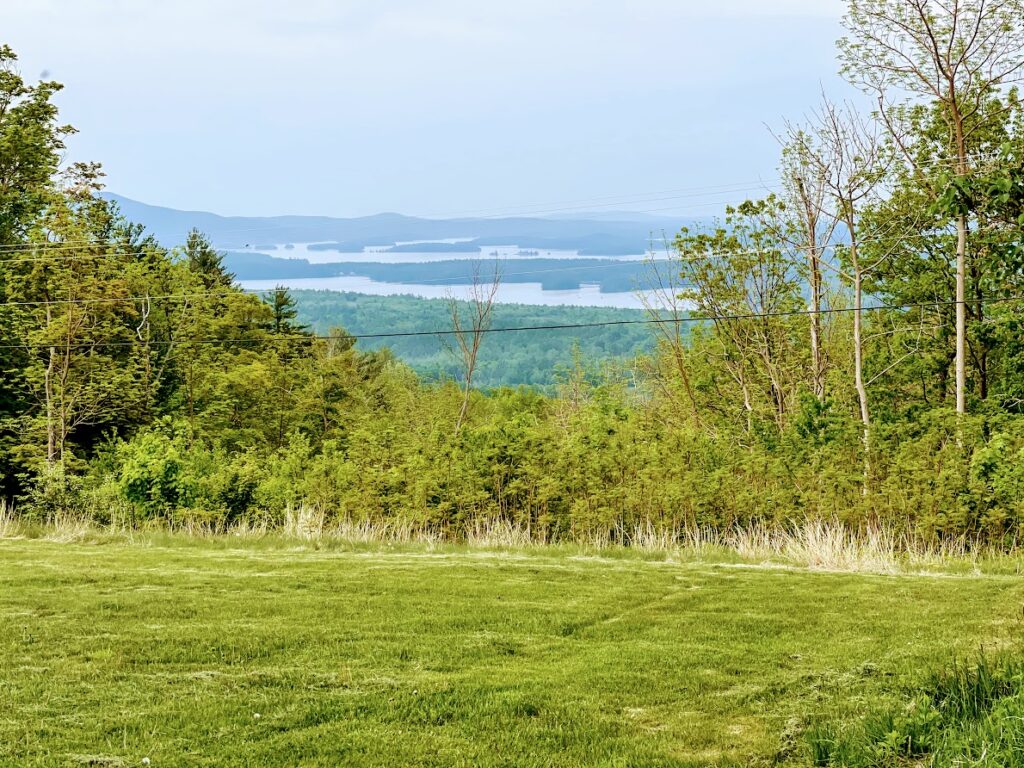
[725, 521, 910, 573]
[0, 503, 95, 543]
[41, 514, 94, 543]
[465, 518, 537, 549]
[0, 502, 17, 539]
[0, 504, 1014, 574]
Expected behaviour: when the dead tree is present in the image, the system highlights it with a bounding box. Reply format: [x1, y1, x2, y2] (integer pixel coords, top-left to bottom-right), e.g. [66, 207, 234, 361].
[785, 99, 891, 493]
[449, 259, 501, 435]
[638, 232, 702, 427]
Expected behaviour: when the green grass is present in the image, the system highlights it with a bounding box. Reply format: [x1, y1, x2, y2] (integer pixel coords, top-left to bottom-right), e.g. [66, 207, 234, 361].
[807, 654, 1024, 766]
[1, 539, 1023, 767]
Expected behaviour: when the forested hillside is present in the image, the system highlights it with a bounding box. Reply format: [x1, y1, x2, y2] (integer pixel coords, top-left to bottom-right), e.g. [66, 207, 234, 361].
[286, 291, 652, 387]
[2, 0, 1024, 545]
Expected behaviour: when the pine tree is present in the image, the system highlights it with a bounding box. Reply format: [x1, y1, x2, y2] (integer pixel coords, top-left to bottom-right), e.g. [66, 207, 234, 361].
[184, 229, 232, 290]
[268, 286, 303, 334]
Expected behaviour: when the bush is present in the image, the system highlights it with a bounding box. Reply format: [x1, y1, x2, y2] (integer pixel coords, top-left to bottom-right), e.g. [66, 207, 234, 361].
[116, 428, 191, 519]
[21, 463, 86, 521]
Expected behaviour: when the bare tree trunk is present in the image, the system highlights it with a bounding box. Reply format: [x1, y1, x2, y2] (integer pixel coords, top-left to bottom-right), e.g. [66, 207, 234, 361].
[851, 241, 871, 495]
[669, 342, 700, 424]
[45, 348, 56, 465]
[809, 253, 825, 400]
[451, 260, 501, 435]
[739, 367, 754, 437]
[134, 297, 154, 420]
[955, 213, 968, 416]
[44, 302, 57, 465]
[455, 344, 478, 435]
[796, 177, 826, 400]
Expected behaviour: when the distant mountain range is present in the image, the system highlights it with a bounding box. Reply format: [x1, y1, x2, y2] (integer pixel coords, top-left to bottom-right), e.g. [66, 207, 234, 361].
[105, 194, 701, 255]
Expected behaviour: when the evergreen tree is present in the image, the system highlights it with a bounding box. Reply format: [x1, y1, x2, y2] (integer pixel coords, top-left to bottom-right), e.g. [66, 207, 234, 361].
[184, 229, 232, 290]
[267, 286, 303, 334]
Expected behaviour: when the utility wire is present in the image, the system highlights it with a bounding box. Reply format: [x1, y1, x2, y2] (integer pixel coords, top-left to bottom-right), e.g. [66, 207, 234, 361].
[1, 294, 1021, 352]
[420, 180, 783, 219]
[0, 184, 775, 254]
[0, 225, 1011, 286]
[0, 150, 1008, 253]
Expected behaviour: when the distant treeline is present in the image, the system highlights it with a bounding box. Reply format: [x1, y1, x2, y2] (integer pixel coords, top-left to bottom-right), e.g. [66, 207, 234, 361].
[306, 234, 651, 256]
[284, 291, 653, 388]
[4, 3, 1024, 548]
[225, 253, 669, 292]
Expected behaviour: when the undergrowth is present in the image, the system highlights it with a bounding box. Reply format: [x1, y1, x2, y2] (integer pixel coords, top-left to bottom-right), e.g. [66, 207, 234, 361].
[806, 654, 1024, 767]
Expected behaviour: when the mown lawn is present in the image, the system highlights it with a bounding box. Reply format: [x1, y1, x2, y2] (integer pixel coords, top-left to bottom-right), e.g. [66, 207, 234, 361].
[0, 539, 1022, 767]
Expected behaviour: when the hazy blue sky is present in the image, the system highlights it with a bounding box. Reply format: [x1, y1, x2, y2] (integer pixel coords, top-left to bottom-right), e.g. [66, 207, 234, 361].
[7, 1, 852, 217]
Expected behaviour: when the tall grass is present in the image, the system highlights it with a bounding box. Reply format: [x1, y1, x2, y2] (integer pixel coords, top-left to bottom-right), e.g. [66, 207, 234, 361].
[0, 506, 1014, 574]
[726, 520, 980, 574]
[0, 502, 16, 538]
[0, 502, 95, 543]
[807, 654, 1024, 767]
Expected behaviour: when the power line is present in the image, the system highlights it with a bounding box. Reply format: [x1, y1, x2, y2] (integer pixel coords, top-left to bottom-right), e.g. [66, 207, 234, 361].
[0, 150, 1008, 254]
[0, 219, 1000, 270]
[1, 294, 1021, 352]
[420, 180, 783, 219]
[1, 229, 1017, 308]
[0, 185, 773, 255]
[0, 290, 236, 308]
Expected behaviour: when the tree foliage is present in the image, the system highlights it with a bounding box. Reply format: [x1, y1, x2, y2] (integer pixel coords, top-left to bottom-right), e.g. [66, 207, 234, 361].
[2, 10, 1024, 544]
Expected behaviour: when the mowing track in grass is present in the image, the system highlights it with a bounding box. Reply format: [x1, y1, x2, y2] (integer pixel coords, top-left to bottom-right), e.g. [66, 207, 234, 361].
[1, 540, 1022, 767]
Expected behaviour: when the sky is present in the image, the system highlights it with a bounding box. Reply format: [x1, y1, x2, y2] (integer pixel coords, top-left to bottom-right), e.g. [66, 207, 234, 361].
[5, 0, 852, 218]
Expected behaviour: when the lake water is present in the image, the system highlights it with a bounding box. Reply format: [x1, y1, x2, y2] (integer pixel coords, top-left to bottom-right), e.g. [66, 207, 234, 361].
[238, 243, 649, 265]
[236, 242, 656, 308]
[240, 275, 650, 309]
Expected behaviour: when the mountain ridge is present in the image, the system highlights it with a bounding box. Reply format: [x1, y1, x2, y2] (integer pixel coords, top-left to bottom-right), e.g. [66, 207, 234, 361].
[104, 193, 703, 254]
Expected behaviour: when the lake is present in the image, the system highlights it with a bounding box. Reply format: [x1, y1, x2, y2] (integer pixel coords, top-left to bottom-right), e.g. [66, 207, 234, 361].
[236, 243, 658, 308]
[240, 275, 650, 309]
[237, 242, 651, 265]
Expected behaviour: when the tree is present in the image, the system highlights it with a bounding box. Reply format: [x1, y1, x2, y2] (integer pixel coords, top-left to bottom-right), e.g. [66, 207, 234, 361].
[839, 0, 1024, 415]
[675, 198, 805, 435]
[778, 139, 837, 402]
[783, 99, 891, 492]
[184, 229, 232, 289]
[0, 45, 73, 246]
[0, 45, 76, 494]
[639, 235, 702, 427]
[855, 94, 1024, 410]
[449, 260, 501, 435]
[267, 285, 303, 334]
[6, 167, 145, 468]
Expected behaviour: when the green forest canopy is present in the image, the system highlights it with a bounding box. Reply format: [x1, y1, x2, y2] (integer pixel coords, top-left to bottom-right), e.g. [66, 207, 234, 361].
[284, 291, 653, 388]
[2, 0, 1024, 542]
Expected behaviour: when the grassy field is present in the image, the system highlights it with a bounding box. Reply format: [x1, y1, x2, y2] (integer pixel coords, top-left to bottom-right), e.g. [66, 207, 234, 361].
[1, 538, 1023, 767]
